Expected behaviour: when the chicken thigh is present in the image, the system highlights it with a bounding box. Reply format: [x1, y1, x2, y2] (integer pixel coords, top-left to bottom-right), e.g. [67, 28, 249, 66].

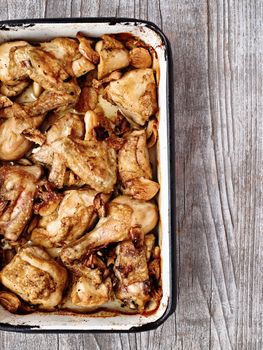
[114, 240, 150, 311]
[0, 246, 67, 309]
[104, 68, 158, 126]
[0, 165, 42, 241]
[66, 254, 112, 309]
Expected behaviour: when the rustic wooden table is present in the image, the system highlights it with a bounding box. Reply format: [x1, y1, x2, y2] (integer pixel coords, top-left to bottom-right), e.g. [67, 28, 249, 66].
[0, 0, 262, 349]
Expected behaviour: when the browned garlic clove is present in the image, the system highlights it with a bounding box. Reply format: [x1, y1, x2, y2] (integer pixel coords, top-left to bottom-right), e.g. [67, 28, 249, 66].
[0, 291, 21, 313]
[129, 48, 152, 68]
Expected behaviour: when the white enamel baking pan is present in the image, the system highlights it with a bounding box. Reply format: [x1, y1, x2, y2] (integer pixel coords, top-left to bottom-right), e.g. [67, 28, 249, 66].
[0, 18, 175, 332]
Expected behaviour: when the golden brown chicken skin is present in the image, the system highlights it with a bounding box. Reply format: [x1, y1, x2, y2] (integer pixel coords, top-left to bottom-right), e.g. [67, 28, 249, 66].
[0, 41, 28, 85]
[105, 68, 158, 126]
[32, 112, 85, 188]
[31, 189, 108, 248]
[0, 42, 80, 161]
[0, 107, 45, 161]
[0, 165, 42, 241]
[67, 254, 112, 309]
[0, 246, 67, 309]
[50, 110, 117, 193]
[95, 35, 129, 79]
[118, 129, 160, 200]
[61, 195, 158, 267]
[52, 137, 117, 193]
[33, 110, 117, 192]
[114, 240, 150, 311]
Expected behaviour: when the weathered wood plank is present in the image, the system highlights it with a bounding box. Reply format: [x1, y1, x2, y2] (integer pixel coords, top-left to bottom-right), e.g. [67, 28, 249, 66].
[0, 0, 262, 349]
[169, 1, 236, 348]
[233, 1, 263, 349]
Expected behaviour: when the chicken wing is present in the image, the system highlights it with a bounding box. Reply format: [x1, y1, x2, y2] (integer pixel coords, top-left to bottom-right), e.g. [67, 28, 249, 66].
[0, 165, 42, 241]
[40, 37, 80, 76]
[0, 41, 28, 85]
[76, 32, 99, 64]
[49, 110, 116, 192]
[51, 137, 116, 192]
[7, 44, 80, 109]
[104, 68, 158, 126]
[9, 45, 68, 90]
[31, 112, 85, 187]
[0, 102, 45, 160]
[95, 35, 129, 79]
[60, 195, 158, 267]
[31, 189, 108, 248]
[0, 76, 79, 161]
[0, 246, 67, 309]
[118, 129, 159, 200]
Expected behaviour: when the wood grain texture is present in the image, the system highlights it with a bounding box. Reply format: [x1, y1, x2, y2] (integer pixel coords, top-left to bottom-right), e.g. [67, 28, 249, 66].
[0, 0, 262, 349]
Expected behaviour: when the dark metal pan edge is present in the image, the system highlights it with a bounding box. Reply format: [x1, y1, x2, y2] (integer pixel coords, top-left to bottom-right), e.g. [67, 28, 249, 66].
[0, 17, 176, 333]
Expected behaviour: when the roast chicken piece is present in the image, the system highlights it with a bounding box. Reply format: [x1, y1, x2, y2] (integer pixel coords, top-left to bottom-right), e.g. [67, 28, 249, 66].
[0, 94, 12, 109]
[41, 37, 80, 75]
[50, 110, 117, 192]
[9, 45, 68, 89]
[31, 189, 108, 248]
[114, 240, 150, 311]
[0, 165, 42, 241]
[76, 32, 99, 64]
[0, 42, 80, 161]
[114, 240, 148, 286]
[118, 129, 159, 200]
[95, 35, 129, 79]
[33, 110, 117, 191]
[66, 254, 112, 308]
[41, 36, 96, 78]
[7, 44, 80, 107]
[0, 80, 29, 97]
[0, 102, 45, 160]
[31, 112, 85, 187]
[0, 41, 28, 85]
[51, 137, 117, 192]
[104, 68, 158, 126]
[0, 246, 67, 309]
[61, 195, 158, 267]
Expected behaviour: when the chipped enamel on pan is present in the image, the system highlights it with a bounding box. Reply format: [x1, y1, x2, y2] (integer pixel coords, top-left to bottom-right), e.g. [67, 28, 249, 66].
[0, 18, 174, 332]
